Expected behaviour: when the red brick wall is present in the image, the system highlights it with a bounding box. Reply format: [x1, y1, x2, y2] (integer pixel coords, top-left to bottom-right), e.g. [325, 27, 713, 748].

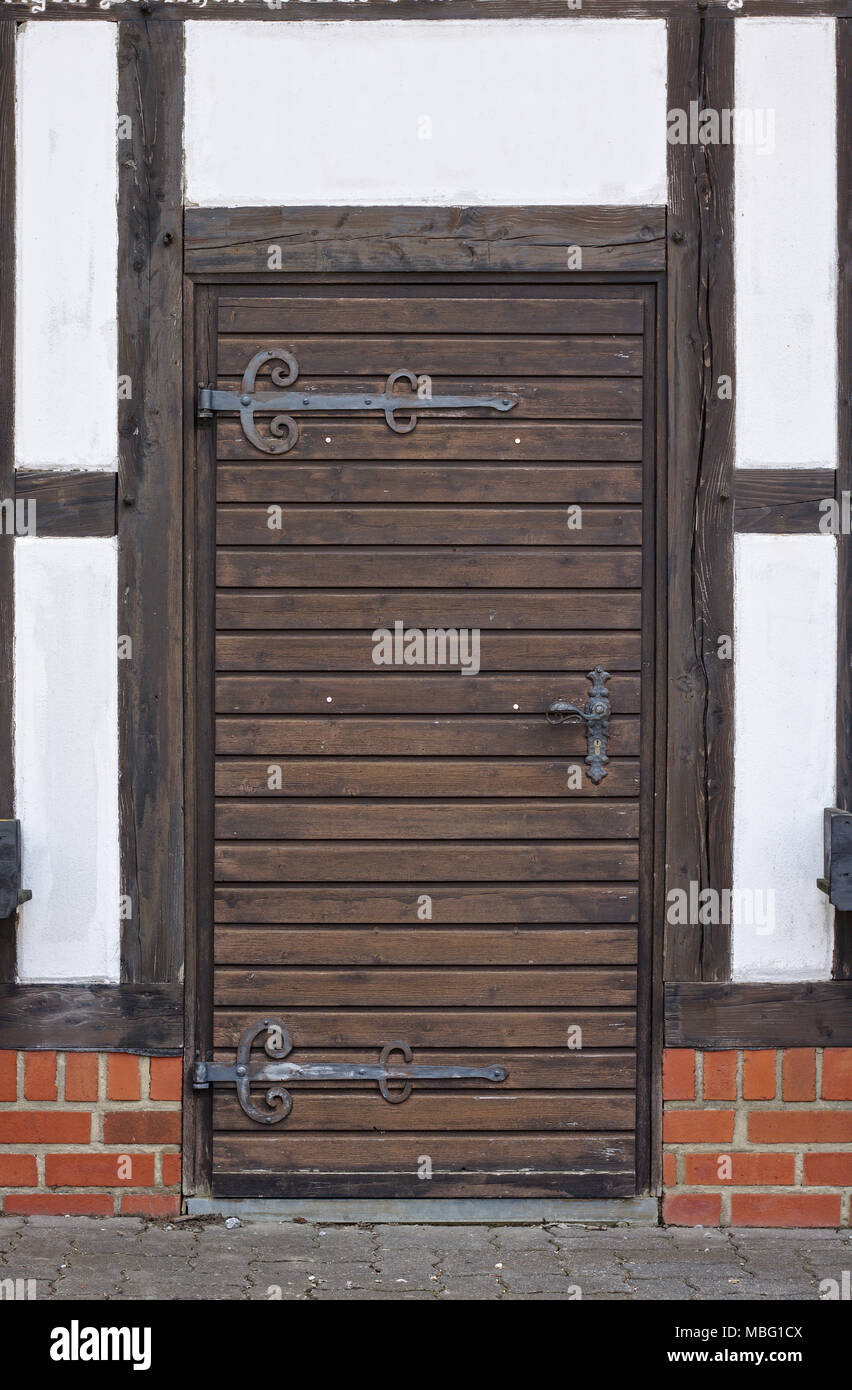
[0, 1051, 182, 1216]
[663, 1048, 852, 1227]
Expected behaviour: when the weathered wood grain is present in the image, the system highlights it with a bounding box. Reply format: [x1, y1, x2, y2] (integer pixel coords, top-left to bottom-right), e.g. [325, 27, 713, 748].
[15, 471, 117, 538]
[734, 468, 834, 534]
[665, 982, 852, 1047]
[187, 206, 666, 276]
[665, 17, 735, 983]
[0, 984, 183, 1053]
[117, 23, 184, 983]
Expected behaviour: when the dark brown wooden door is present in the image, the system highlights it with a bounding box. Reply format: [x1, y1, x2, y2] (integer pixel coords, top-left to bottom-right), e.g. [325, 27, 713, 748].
[203, 280, 656, 1199]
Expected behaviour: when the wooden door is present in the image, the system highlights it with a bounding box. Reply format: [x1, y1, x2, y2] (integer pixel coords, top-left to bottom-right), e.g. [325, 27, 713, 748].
[198, 279, 657, 1200]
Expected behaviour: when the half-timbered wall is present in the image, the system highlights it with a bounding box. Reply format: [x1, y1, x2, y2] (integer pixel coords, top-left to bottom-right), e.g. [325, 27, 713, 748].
[0, 10, 849, 1093]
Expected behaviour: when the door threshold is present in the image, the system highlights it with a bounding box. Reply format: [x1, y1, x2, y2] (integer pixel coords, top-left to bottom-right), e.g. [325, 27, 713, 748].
[185, 1196, 660, 1225]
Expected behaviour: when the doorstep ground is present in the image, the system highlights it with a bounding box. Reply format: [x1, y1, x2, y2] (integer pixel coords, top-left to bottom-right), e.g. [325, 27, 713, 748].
[1, 1218, 851, 1301]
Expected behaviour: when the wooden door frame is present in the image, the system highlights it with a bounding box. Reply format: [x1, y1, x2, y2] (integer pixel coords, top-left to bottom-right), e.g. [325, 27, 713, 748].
[180, 206, 668, 1200]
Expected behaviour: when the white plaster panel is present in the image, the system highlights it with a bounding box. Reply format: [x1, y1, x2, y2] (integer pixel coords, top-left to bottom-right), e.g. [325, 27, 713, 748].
[732, 535, 836, 980]
[15, 22, 117, 471]
[185, 20, 667, 207]
[734, 19, 837, 469]
[14, 539, 120, 983]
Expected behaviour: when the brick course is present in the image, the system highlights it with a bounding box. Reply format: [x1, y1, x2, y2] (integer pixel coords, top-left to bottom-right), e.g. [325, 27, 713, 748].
[0, 1051, 181, 1217]
[664, 1047, 852, 1228]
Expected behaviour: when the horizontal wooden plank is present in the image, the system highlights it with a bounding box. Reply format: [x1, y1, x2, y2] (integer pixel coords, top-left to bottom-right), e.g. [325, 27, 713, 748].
[11, 3, 850, 21]
[665, 982, 852, 1048]
[216, 506, 642, 546]
[213, 1009, 636, 1048]
[213, 1092, 635, 1132]
[211, 1169, 636, 1199]
[216, 633, 642, 672]
[214, 757, 641, 798]
[15, 470, 117, 539]
[218, 295, 645, 336]
[217, 375, 642, 423]
[217, 463, 644, 505]
[216, 547, 643, 589]
[215, 591, 642, 631]
[188, 205, 665, 274]
[212, 1135, 636, 1180]
[214, 716, 640, 757]
[214, 801, 640, 842]
[215, 884, 639, 924]
[213, 926, 638, 966]
[0, 984, 182, 1054]
[210, 1045, 637, 1089]
[213, 841, 639, 883]
[216, 334, 645, 378]
[734, 467, 836, 534]
[213, 965, 636, 1006]
[216, 421, 644, 462]
[215, 672, 643, 715]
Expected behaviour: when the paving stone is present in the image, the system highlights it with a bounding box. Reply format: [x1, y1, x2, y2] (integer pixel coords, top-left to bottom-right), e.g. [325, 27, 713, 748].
[314, 1228, 376, 1261]
[0, 1222, 25, 1255]
[492, 1225, 555, 1251]
[239, 1225, 318, 1259]
[437, 1279, 503, 1300]
[621, 1278, 699, 1299]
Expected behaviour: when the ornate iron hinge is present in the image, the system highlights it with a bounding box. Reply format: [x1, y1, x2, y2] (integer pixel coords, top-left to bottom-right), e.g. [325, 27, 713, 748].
[198, 349, 517, 456]
[546, 665, 612, 784]
[194, 1018, 509, 1126]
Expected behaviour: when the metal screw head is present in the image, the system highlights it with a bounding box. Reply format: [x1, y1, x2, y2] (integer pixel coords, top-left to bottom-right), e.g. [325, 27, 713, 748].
[236, 1065, 247, 1077]
[240, 394, 251, 407]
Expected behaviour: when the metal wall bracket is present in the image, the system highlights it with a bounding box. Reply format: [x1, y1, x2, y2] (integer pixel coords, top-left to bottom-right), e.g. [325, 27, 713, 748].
[0, 821, 31, 918]
[818, 808, 852, 908]
[194, 1018, 509, 1126]
[198, 349, 517, 455]
[546, 666, 612, 784]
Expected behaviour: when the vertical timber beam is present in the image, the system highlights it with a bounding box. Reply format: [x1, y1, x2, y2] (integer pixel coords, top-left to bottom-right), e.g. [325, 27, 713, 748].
[0, 23, 15, 981]
[835, 18, 852, 979]
[117, 22, 185, 983]
[665, 15, 736, 981]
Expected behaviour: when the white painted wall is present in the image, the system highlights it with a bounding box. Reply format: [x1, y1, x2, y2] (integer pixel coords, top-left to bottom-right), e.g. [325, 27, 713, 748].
[15, 22, 117, 471]
[734, 19, 837, 469]
[732, 535, 837, 980]
[14, 540, 120, 984]
[185, 19, 667, 207]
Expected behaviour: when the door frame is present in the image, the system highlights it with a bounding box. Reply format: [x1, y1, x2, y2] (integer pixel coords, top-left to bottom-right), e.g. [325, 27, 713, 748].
[180, 206, 668, 1201]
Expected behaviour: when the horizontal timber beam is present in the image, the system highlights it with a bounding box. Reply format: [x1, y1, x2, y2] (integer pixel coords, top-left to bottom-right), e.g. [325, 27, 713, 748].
[184, 205, 667, 278]
[733, 468, 837, 534]
[14, 470, 117, 538]
[665, 981, 852, 1048]
[0, 2, 849, 19]
[0, 984, 183, 1054]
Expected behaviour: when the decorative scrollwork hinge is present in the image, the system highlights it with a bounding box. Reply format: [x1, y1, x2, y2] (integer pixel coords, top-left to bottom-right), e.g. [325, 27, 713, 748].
[193, 1018, 509, 1126]
[198, 349, 517, 456]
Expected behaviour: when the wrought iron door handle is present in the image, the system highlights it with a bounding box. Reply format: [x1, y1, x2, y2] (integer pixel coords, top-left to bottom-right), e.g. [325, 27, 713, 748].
[546, 666, 611, 784]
